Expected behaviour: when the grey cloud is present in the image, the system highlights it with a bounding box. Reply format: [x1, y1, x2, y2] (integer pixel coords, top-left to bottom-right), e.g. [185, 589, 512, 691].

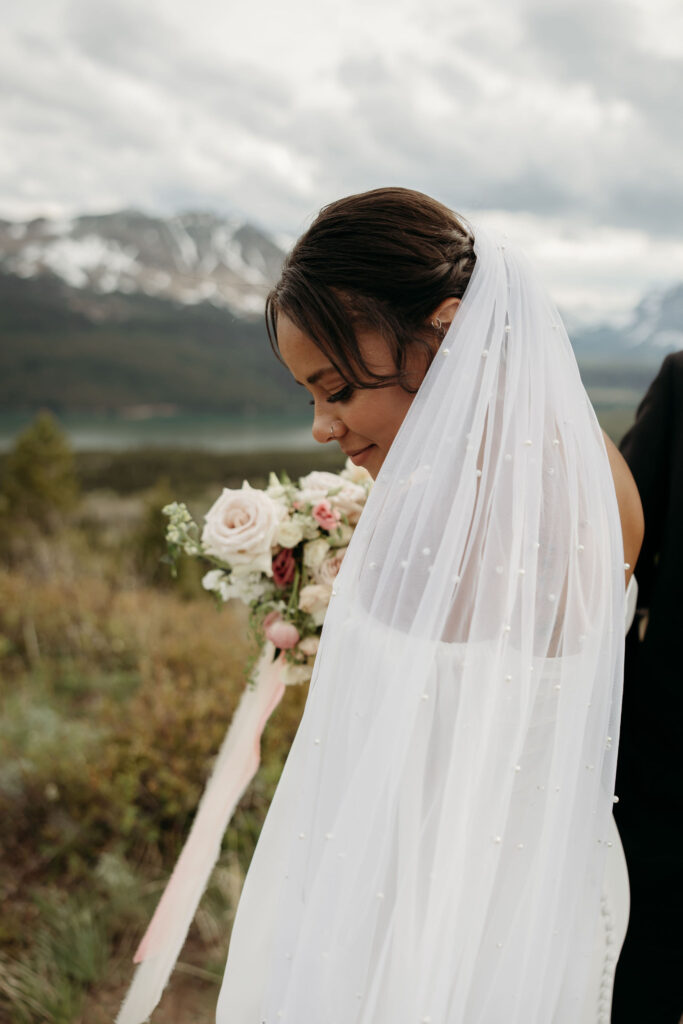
[394, 1, 682, 237]
[330, 57, 461, 173]
[523, 0, 639, 82]
[0, 0, 681, 269]
[607, 182, 683, 236]
[523, 1, 683, 134]
[65, 0, 293, 135]
[465, 172, 574, 219]
[0, 3, 300, 224]
[64, 0, 177, 79]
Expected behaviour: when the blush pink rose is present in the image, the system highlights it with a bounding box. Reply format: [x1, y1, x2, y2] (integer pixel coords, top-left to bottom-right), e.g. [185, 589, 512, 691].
[298, 583, 332, 625]
[315, 546, 348, 586]
[201, 483, 283, 574]
[263, 611, 300, 650]
[272, 548, 296, 588]
[312, 499, 341, 532]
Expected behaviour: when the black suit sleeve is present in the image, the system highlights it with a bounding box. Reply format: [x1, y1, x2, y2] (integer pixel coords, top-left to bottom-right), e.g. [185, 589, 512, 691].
[619, 354, 675, 607]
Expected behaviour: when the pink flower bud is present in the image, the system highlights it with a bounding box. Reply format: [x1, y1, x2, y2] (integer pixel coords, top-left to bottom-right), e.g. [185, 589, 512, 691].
[263, 613, 300, 650]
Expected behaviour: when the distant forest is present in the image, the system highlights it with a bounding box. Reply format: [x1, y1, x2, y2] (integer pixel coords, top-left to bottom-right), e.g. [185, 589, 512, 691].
[0, 273, 301, 415]
[0, 272, 661, 428]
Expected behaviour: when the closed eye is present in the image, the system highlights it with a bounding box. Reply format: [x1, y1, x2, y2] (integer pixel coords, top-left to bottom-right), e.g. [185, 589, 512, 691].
[328, 385, 354, 403]
[308, 385, 355, 406]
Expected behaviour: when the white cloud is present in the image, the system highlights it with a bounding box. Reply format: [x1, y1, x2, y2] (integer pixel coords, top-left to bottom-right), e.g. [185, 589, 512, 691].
[0, 0, 681, 320]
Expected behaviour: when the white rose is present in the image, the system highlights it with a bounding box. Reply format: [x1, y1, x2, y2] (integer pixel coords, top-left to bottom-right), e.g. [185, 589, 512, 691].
[265, 472, 288, 501]
[297, 471, 344, 507]
[341, 459, 373, 486]
[282, 662, 313, 686]
[202, 568, 271, 603]
[297, 635, 320, 656]
[314, 547, 348, 586]
[303, 538, 330, 572]
[298, 583, 332, 625]
[294, 512, 320, 540]
[298, 470, 367, 525]
[330, 481, 367, 525]
[233, 575, 273, 602]
[275, 518, 304, 549]
[330, 523, 353, 545]
[230, 564, 276, 595]
[298, 470, 342, 494]
[201, 482, 283, 575]
[202, 569, 227, 593]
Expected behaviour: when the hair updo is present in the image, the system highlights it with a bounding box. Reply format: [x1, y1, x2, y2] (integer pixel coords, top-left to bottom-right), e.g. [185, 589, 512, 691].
[265, 187, 476, 391]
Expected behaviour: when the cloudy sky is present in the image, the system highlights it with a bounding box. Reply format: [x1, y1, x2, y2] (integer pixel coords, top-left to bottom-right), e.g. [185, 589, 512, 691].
[1, 0, 682, 322]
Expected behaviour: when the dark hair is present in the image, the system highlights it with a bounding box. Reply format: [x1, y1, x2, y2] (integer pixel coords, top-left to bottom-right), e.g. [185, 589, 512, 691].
[265, 187, 476, 391]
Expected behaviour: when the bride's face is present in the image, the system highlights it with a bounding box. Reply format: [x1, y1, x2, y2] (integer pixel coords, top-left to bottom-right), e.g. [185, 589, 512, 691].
[276, 314, 429, 479]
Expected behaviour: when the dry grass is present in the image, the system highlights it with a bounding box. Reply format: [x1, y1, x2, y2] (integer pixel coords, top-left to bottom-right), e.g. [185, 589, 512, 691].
[0, 502, 308, 1022]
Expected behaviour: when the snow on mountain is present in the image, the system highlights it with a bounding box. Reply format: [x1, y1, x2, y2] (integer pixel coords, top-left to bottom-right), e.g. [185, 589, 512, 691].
[0, 210, 286, 318]
[568, 280, 683, 362]
[621, 283, 683, 351]
[1, 209, 681, 355]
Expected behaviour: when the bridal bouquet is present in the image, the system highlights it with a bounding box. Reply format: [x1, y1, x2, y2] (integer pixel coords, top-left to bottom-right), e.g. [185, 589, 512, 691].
[118, 460, 372, 1024]
[162, 460, 372, 685]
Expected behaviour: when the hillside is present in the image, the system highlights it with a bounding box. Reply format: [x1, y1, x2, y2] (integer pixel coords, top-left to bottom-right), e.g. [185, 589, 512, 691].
[1, 209, 681, 417]
[0, 272, 300, 415]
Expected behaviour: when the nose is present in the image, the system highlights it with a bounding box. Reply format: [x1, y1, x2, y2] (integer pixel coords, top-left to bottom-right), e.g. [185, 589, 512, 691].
[312, 406, 346, 445]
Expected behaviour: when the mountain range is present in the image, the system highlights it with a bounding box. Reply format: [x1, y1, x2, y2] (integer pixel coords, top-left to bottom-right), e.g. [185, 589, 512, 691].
[1, 210, 681, 416]
[0, 210, 284, 318]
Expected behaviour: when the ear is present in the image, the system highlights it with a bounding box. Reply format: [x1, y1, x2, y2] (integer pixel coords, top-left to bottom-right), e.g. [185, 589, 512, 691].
[429, 297, 461, 330]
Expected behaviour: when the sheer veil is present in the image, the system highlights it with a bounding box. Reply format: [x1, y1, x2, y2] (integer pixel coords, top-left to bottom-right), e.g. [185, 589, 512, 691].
[217, 227, 625, 1023]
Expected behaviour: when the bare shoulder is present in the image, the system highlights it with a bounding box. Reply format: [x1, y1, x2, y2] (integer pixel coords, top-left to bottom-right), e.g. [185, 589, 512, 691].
[601, 430, 644, 582]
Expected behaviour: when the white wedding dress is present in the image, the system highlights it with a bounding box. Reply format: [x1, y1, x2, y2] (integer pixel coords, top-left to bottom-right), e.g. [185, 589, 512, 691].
[218, 578, 635, 1024]
[579, 573, 636, 1023]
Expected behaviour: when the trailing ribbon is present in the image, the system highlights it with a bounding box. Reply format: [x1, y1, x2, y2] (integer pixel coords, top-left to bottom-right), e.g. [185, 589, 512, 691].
[117, 643, 286, 1024]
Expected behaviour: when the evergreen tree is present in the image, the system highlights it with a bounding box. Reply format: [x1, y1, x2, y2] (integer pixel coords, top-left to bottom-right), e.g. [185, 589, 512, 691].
[0, 412, 79, 531]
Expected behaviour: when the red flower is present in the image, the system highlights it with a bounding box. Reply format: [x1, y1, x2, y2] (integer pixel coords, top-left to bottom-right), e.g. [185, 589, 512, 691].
[272, 547, 296, 588]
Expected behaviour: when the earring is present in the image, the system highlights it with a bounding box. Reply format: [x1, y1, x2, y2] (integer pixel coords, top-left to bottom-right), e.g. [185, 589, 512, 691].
[431, 317, 445, 339]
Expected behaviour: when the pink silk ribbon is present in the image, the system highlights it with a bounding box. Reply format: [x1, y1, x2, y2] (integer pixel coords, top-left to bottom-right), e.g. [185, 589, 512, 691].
[116, 643, 286, 1024]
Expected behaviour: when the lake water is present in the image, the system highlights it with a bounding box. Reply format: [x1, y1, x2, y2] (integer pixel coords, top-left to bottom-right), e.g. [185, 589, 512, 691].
[0, 382, 642, 454]
[0, 412, 317, 453]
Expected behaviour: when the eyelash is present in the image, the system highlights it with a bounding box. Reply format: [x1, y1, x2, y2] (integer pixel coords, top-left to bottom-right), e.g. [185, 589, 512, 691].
[308, 385, 354, 406]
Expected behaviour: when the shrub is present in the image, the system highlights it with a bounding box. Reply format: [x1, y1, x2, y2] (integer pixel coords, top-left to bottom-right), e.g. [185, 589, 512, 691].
[0, 549, 308, 1020]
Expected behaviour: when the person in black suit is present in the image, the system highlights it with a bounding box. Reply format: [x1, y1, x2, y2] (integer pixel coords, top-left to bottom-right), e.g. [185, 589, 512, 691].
[612, 350, 683, 1023]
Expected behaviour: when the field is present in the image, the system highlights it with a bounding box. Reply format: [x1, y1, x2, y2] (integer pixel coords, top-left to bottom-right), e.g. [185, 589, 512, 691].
[0, 444, 349, 1024]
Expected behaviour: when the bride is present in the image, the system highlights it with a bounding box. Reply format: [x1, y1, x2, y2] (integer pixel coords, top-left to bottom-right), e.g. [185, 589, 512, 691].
[217, 188, 643, 1023]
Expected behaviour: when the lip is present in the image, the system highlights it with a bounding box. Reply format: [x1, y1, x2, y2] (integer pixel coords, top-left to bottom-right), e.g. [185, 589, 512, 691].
[344, 444, 375, 466]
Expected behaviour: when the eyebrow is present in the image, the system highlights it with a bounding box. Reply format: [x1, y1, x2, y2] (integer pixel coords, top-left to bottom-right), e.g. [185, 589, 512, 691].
[296, 367, 338, 387]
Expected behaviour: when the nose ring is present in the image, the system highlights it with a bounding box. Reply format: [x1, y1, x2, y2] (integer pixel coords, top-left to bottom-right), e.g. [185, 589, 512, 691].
[329, 424, 336, 439]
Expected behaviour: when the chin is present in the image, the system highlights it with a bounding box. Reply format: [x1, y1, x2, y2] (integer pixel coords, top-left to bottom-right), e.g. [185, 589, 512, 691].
[366, 450, 384, 480]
